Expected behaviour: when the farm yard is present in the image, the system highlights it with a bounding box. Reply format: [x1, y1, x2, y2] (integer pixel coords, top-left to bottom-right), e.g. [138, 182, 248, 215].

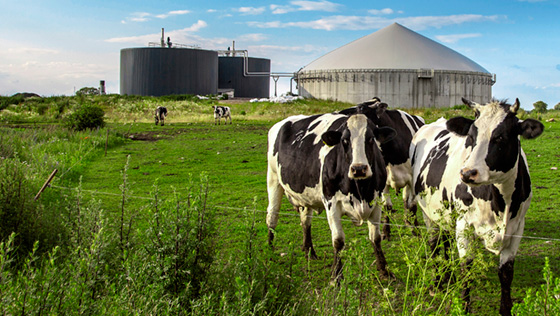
[1, 94, 559, 315]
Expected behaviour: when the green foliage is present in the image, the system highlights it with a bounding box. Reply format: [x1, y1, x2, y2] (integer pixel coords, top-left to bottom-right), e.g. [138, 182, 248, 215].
[513, 257, 560, 315]
[65, 103, 106, 131]
[76, 87, 100, 96]
[533, 101, 548, 113]
[554, 102, 560, 111]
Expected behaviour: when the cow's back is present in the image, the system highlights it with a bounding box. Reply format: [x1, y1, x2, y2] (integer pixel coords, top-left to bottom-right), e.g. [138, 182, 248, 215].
[268, 114, 346, 208]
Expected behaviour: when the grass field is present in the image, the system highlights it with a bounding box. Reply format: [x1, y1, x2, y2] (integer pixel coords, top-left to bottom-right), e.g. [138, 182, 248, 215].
[1, 95, 559, 315]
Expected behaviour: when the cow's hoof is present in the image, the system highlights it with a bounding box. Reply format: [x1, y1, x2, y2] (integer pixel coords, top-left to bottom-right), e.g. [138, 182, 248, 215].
[379, 270, 396, 280]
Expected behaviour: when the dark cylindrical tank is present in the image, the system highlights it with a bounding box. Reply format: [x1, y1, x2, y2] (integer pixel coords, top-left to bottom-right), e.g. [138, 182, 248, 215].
[218, 57, 270, 98]
[120, 47, 218, 96]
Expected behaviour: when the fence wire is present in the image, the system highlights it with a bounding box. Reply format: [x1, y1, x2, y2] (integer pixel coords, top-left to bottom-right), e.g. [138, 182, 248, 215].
[48, 184, 560, 243]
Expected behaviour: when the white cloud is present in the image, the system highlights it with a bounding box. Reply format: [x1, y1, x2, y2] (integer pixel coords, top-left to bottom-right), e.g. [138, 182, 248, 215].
[368, 8, 394, 15]
[271, 0, 342, 14]
[106, 20, 208, 44]
[291, 0, 341, 12]
[247, 14, 503, 31]
[235, 7, 266, 15]
[435, 33, 482, 43]
[122, 10, 190, 23]
[237, 33, 268, 42]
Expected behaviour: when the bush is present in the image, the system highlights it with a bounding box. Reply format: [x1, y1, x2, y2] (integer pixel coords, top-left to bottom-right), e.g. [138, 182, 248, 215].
[76, 87, 99, 96]
[65, 103, 105, 131]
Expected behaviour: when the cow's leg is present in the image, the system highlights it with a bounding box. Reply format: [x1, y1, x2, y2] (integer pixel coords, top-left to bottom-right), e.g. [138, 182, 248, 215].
[326, 201, 345, 283]
[381, 185, 394, 241]
[429, 229, 452, 289]
[266, 167, 284, 247]
[456, 219, 474, 314]
[228, 115, 232, 124]
[498, 221, 523, 316]
[403, 185, 420, 236]
[367, 205, 392, 279]
[155, 116, 159, 125]
[161, 116, 165, 126]
[299, 207, 318, 260]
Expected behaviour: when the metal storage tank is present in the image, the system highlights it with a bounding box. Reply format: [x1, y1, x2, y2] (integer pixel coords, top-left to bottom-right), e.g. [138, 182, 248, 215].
[218, 56, 270, 98]
[297, 23, 495, 108]
[120, 47, 218, 96]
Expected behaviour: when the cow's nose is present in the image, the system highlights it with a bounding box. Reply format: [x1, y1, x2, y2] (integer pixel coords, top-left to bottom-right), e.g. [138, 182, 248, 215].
[351, 164, 369, 178]
[460, 168, 478, 183]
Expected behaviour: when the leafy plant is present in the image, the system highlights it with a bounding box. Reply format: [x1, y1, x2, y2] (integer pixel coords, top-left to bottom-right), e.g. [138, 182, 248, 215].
[513, 257, 560, 315]
[65, 103, 106, 131]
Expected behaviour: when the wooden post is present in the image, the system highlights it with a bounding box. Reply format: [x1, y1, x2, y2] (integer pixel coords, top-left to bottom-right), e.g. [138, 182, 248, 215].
[105, 128, 109, 157]
[34, 169, 58, 201]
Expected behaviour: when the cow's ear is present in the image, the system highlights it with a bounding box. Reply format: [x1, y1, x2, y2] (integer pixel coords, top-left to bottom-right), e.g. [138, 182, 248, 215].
[374, 126, 396, 144]
[322, 131, 342, 146]
[519, 118, 544, 139]
[462, 97, 475, 108]
[447, 117, 474, 136]
[375, 102, 388, 116]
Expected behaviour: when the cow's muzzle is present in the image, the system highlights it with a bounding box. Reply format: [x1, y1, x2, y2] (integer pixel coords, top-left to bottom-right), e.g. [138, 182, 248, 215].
[460, 168, 478, 184]
[350, 164, 371, 179]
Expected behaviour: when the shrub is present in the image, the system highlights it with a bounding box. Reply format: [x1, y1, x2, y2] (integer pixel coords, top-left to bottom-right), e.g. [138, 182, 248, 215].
[513, 257, 560, 315]
[65, 103, 105, 131]
[76, 87, 99, 96]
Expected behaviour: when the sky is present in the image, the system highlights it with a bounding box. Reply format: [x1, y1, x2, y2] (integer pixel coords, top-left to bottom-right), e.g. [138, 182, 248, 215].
[1, 0, 560, 110]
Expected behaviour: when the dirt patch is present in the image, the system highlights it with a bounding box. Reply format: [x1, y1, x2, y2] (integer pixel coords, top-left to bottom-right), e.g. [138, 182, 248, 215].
[127, 131, 169, 141]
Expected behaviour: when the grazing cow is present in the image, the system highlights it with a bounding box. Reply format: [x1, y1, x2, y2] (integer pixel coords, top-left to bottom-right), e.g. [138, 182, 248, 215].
[154, 106, 168, 126]
[267, 113, 396, 281]
[213, 105, 232, 125]
[339, 98, 425, 240]
[410, 98, 544, 315]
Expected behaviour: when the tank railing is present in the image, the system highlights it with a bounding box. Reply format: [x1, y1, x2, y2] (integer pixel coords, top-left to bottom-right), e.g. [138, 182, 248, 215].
[217, 49, 294, 78]
[148, 42, 201, 49]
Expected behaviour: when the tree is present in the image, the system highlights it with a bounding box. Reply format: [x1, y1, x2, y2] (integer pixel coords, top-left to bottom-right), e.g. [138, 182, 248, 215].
[554, 102, 560, 111]
[533, 101, 548, 113]
[76, 87, 99, 96]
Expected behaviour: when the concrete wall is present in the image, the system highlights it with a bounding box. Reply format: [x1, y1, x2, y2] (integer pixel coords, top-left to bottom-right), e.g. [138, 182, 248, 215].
[297, 69, 494, 108]
[218, 57, 270, 98]
[120, 47, 218, 96]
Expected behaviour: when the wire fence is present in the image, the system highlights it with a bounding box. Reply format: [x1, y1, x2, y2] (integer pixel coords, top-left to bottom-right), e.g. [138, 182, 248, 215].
[48, 183, 560, 243]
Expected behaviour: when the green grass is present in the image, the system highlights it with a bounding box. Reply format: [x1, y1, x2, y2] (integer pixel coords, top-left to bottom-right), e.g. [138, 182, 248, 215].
[1, 95, 560, 314]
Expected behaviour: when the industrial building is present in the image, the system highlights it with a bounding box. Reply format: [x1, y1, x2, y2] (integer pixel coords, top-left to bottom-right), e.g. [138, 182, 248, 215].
[120, 35, 272, 98]
[296, 23, 495, 108]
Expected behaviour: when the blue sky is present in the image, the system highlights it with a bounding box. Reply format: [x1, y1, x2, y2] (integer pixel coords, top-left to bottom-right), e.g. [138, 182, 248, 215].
[1, 0, 559, 109]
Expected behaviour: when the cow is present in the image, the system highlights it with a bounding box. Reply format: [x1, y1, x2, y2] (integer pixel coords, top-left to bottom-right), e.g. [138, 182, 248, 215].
[266, 113, 397, 281]
[339, 97, 425, 240]
[154, 106, 168, 126]
[410, 98, 544, 315]
[213, 105, 232, 125]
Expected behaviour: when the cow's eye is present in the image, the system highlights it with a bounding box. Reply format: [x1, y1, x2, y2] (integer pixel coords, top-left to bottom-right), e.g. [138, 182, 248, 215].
[367, 137, 374, 145]
[342, 139, 349, 146]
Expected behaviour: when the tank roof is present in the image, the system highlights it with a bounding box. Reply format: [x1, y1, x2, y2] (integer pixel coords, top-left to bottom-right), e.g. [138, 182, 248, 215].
[301, 23, 489, 73]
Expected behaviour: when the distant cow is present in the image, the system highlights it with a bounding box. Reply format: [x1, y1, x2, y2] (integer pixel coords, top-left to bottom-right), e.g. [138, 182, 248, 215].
[213, 105, 232, 125]
[410, 98, 544, 315]
[339, 97, 425, 240]
[154, 106, 167, 126]
[267, 113, 396, 281]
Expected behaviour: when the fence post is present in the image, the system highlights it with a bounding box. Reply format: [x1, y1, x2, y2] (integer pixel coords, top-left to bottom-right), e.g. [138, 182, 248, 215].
[34, 169, 58, 201]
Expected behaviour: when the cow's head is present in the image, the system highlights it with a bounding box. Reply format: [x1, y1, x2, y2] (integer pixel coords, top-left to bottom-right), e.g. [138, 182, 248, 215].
[446, 98, 544, 185]
[321, 114, 396, 179]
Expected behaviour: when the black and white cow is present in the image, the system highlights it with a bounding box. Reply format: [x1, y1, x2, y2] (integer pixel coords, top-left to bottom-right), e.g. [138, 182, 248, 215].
[154, 106, 168, 126]
[213, 105, 232, 125]
[267, 113, 396, 280]
[410, 98, 544, 315]
[339, 98, 425, 240]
